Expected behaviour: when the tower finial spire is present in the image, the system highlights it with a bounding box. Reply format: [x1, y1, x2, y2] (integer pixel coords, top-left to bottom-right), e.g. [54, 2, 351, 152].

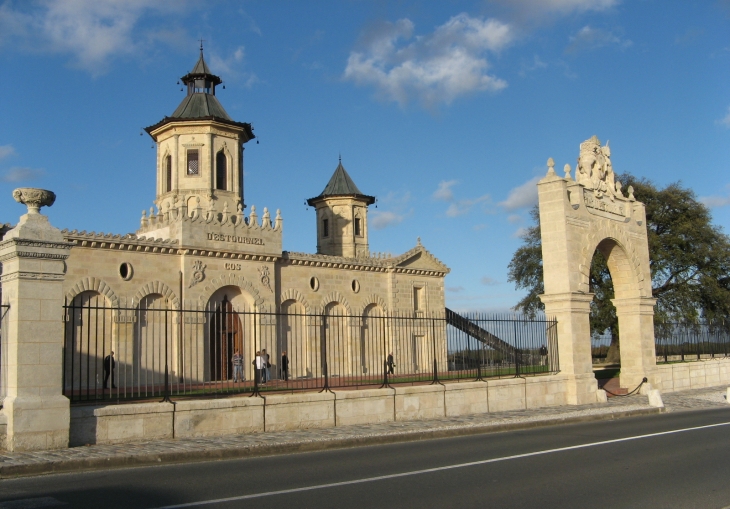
[199, 38, 206, 52]
[339, 153, 341, 164]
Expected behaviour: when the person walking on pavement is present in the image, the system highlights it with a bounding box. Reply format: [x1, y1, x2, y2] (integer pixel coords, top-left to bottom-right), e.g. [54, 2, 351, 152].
[103, 351, 116, 389]
[232, 349, 244, 382]
[281, 350, 289, 382]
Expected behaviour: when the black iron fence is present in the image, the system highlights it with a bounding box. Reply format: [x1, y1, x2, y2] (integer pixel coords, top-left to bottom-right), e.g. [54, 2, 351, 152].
[62, 297, 559, 403]
[591, 331, 613, 364]
[655, 321, 730, 363]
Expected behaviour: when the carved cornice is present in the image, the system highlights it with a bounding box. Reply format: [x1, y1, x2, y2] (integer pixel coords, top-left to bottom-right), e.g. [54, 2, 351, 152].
[0, 251, 69, 263]
[281, 250, 448, 277]
[62, 230, 180, 255]
[1, 272, 64, 282]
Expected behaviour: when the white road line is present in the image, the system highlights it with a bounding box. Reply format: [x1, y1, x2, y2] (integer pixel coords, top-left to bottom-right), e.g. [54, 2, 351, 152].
[154, 421, 730, 509]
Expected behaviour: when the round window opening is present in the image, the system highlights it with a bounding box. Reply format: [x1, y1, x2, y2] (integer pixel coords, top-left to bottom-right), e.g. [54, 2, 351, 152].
[119, 262, 133, 281]
[310, 276, 319, 291]
[351, 279, 360, 293]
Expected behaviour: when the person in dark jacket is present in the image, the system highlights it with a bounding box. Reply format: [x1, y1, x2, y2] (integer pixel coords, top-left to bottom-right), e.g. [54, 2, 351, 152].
[103, 351, 116, 389]
[387, 352, 395, 375]
[281, 350, 290, 382]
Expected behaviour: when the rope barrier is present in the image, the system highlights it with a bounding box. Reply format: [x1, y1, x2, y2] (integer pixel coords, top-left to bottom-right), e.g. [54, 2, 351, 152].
[601, 377, 648, 397]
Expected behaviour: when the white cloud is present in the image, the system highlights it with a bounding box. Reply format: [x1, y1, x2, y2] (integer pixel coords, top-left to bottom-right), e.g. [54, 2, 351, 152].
[370, 191, 412, 229]
[487, 0, 620, 24]
[473, 223, 487, 231]
[209, 46, 258, 86]
[499, 176, 541, 210]
[434, 179, 490, 217]
[0, 1, 188, 74]
[518, 55, 547, 77]
[0, 145, 15, 161]
[566, 26, 632, 54]
[447, 286, 465, 293]
[370, 210, 405, 230]
[433, 180, 458, 201]
[497, 0, 619, 15]
[700, 185, 730, 208]
[1, 167, 45, 182]
[507, 214, 522, 224]
[446, 195, 490, 217]
[512, 227, 529, 238]
[718, 106, 730, 128]
[480, 276, 499, 286]
[344, 14, 512, 107]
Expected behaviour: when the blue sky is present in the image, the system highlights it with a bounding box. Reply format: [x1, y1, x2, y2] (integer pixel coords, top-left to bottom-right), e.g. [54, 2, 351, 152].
[0, 0, 729, 312]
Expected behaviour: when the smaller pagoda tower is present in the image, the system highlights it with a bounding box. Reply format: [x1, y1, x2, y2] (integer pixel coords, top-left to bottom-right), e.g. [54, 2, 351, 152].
[307, 159, 375, 258]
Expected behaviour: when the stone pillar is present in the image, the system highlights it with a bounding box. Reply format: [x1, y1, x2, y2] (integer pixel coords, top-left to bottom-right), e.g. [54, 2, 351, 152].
[613, 297, 657, 389]
[540, 292, 598, 405]
[0, 188, 70, 451]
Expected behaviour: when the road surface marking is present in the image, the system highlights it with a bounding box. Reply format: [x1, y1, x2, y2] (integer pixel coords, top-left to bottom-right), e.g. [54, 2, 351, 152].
[154, 420, 730, 508]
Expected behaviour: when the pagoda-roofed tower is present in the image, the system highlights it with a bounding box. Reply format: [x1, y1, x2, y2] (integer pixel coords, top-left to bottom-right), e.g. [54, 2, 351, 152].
[144, 45, 254, 218]
[307, 159, 375, 258]
[139, 47, 282, 256]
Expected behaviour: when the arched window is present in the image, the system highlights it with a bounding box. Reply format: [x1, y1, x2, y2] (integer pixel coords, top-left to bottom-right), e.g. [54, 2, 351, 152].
[165, 155, 172, 193]
[216, 151, 227, 190]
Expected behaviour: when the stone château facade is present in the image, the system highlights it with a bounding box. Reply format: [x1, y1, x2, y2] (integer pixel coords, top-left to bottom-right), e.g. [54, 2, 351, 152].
[59, 48, 449, 383]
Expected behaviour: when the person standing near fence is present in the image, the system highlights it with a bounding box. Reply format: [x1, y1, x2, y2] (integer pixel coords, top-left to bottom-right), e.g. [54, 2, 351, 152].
[387, 352, 395, 375]
[103, 351, 116, 389]
[232, 349, 244, 382]
[253, 351, 262, 385]
[281, 350, 289, 381]
[539, 345, 548, 366]
[262, 349, 270, 383]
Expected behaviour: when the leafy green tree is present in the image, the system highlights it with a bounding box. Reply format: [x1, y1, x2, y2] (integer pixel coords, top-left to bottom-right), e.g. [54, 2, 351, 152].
[508, 175, 730, 361]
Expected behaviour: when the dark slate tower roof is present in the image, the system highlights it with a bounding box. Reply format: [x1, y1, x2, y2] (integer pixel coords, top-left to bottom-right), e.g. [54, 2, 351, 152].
[307, 159, 375, 206]
[145, 45, 254, 140]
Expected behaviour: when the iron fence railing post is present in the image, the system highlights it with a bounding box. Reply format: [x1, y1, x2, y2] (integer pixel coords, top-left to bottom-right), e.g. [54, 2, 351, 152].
[161, 300, 172, 403]
[513, 320, 520, 378]
[250, 309, 262, 398]
[319, 313, 332, 393]
[429, 314, 442, 385]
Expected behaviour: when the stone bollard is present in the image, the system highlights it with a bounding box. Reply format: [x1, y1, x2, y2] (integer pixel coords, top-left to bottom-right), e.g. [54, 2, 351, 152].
[647, 389, 664, 408]
[726, 387, 730, 404]
[0, 188, 70, 451]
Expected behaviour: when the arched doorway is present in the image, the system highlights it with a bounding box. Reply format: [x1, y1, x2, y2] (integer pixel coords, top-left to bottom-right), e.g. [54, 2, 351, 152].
[208, 295, 242, 381]
[205, 287, 251, 383]
[280, 299, 307, 379]
[538, 137, 656, 404]
[361, 304, 386, 377]
[324, 302, 348, 378]
[64, 290, 114, 396]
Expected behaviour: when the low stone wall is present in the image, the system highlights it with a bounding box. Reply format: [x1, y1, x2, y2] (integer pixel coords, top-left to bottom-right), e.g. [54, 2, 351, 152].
[653, 357, 730, 393]
[69, 376, 573, 446]
[66, 361, 730, 446]
[174, 398, 264, 439]
[70, 402, 174, 446]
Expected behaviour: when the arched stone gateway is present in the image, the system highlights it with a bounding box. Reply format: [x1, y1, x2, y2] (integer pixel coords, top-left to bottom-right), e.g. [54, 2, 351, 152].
[538, 137, 656, 405]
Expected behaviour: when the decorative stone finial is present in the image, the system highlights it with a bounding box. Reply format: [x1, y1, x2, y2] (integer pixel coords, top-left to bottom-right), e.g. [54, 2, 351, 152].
[627, 185, 635, 202]
[417, 237, 422, 246]
[564, 164, 572, 180]
[546, 158, 556, 176]
[13, 188, 56, 215]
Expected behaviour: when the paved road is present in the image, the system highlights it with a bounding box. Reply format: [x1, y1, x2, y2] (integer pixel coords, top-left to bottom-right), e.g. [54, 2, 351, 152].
[1, 407, 729, 509]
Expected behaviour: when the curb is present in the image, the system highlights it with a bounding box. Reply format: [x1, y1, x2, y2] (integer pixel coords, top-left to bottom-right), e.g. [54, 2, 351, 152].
[0, 406, 662, 479]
